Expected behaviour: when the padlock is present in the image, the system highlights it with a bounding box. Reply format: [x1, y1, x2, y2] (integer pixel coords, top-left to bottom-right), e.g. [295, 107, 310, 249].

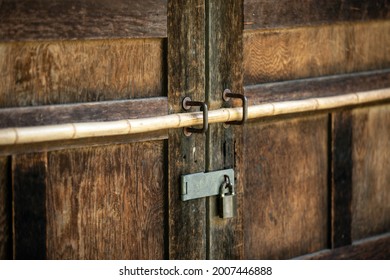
[218, 175, 237, 219]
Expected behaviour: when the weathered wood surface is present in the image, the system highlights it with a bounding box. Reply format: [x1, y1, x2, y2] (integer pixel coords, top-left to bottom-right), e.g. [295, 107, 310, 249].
[0, 0, 167, 41]
[12, 153, 47, 259]
[331, 111, 353, 248]
[0, 39, 165, 107]
[244, 0, 390, 30]
[0, 97, 167, 128]
[207, 0, 243, 260]
[245, 70, 390, 104]
[167, 0, 206, 259]
[352, 104, 390, 241]
[244, 21, 390, 85]
[46, 142, 166, 259]
[244, 114, 329, 259]
[0, 157, 11, 259]
[301, 233, 390, 260]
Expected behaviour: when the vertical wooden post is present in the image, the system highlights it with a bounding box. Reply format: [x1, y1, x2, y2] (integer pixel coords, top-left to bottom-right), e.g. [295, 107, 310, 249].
[167, 0, 207, 259]
[12, 153, 48, 259]
[331, 111, 353, 248]
[0, 157, 11, 259]
[206, 0, 244, 259]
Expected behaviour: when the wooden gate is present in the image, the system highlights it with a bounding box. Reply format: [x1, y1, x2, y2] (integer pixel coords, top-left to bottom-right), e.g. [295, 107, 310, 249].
[0, 0, 389, 259]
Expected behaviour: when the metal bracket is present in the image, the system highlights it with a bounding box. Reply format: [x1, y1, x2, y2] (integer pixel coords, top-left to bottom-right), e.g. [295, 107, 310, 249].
[223, 89, 248, 125]
[181, 169, 234, 201]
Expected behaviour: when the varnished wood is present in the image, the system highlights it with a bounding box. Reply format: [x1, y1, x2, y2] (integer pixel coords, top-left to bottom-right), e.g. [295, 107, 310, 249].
[0, 0, 167, 41]
[352, 104, 390, 241]
[206, 0, 244, 260]
[0, 97, 167, 128]
[244, 0, 390, 30]
[0, 157, 11, 259]
[46, 142, 166, 259]
[12, 153, 47, 259]
[301, 233, 390, 260]
[243, 21, 390, 85]
[0, 39, 165, 107]
[245, 70, 390, 104]
[331, 111, 353, 248]
[167, 0, 206, 259]
[244, 115, 329, 259]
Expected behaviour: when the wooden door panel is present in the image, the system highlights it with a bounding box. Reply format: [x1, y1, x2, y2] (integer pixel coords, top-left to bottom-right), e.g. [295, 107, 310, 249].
[13, 141, 167, 259]
[0, 39, 166, 107]
[243, 21, 390, 85]
[352, 104, 390, 241]
[244, 0, 390, 30]
[244, 114, 329, 259]
[0, 0, 167, 41]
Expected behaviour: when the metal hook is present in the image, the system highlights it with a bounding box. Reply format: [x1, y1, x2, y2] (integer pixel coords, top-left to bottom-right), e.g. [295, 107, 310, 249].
[223, 89, 248, 125]
[182, 97, 208, 136]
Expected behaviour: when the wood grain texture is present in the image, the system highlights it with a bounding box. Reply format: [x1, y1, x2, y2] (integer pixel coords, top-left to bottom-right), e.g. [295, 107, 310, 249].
[0, 157, 11, 259]
[0, 0, 167, 41]
[206, 0, 244, 260]
[244, 114, 329, 259]
[0, 97, 167, 128]
[301, 233, 390, 260]
[331, 111, 353, 248]
[352, 104, 390, 241]
[243, 21, 390, 85]
[244, 0, 390, 30]
[46, 142, 166, 259]
[245, 70, 390, 104]
[167, 0, 206, 259]
[12, 153, 47, 259]
[0, 39, 165, 107]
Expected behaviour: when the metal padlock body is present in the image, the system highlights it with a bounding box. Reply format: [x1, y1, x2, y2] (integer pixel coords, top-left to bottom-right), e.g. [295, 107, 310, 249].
[219, 182, 237, 219]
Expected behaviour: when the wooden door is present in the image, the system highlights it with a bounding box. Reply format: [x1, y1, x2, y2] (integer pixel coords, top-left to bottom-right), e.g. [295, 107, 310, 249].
[242, 0, 390, 259]
[0, 0, 389, 260]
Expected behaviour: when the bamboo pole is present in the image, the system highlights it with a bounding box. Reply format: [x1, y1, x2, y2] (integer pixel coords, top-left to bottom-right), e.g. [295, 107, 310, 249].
[0, 88, 389, 146]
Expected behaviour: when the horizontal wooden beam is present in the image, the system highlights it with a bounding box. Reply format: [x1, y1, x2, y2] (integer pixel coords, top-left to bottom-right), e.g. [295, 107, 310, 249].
[244, 0, 390, 30]
[245, 70, 390, 104]
[299, 232, 390, 259]
[0, 0, 167, 41]
[0, 88, 389, 146]
[0, 97, 168, 128]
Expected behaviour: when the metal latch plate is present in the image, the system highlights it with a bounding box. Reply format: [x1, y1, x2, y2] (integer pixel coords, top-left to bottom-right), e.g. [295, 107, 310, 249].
[181, 169, 234, 201]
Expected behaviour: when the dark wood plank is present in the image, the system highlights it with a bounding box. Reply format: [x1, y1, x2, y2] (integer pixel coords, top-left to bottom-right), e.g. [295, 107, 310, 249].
[0, 0, 167, 41]
[0, 157, 11, 259]
[352, 104, 390, 241]
[301, 233, 390, 260]
[167, 0, 206, 259]
[0, 97, 167, 128]
[244, 114, 329, 259]
[244, 0, 390, 30]
[0, 39, 166, 107]
[243, 21, 390, 85]
[206, 0, 243, 260]
[331, 111, 353, 248]
[46, 142, 166, 259]
[12, 153, 47, 259]
[245, 70, 390, 104]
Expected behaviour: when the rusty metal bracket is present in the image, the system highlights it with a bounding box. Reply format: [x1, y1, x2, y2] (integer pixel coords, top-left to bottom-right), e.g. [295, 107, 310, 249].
[223, 89, 248, 125]
[182, 97, 208, 136]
